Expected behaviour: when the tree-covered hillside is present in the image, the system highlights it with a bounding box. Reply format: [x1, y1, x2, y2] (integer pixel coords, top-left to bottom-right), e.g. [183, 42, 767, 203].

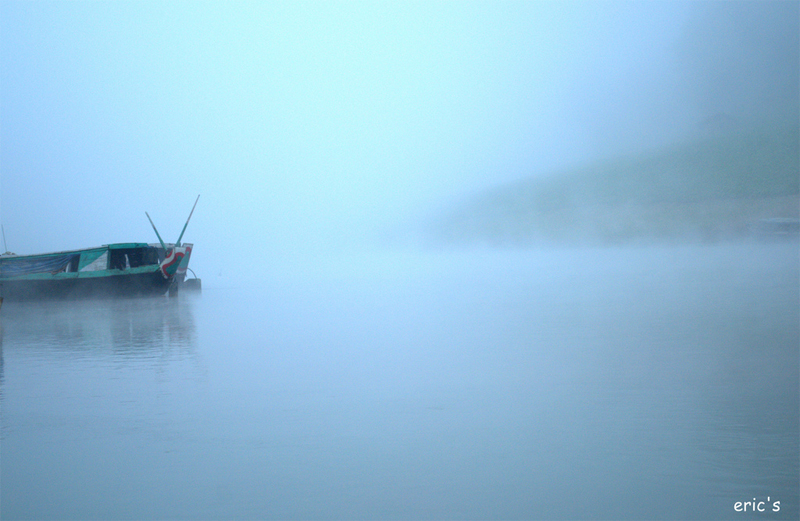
[431, 124, 799, 245]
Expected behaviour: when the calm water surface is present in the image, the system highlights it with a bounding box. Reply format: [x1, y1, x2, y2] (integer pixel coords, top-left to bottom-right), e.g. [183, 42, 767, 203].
[1, 243, 798, 520]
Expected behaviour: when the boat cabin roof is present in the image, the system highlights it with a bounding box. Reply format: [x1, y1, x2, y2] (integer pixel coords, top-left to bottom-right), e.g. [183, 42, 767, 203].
[0, 243, 155, 260]
[108, 243, 149, 250]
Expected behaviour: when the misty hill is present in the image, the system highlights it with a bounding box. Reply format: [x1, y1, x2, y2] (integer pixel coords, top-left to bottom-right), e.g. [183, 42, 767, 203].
[430, 123, 799, 245]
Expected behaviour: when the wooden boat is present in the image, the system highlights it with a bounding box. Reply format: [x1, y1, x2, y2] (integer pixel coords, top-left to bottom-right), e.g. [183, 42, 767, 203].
[0, 197, 198, 302]
[0, 242, 192, 300]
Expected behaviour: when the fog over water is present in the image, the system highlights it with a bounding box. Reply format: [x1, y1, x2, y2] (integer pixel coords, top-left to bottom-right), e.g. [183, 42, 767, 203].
[1, 243, 798, 519]
[1, 2, 799, 520]
[2, 1, 797, 272]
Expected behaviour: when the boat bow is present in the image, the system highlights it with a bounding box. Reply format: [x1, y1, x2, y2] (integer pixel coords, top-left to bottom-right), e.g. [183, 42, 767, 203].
[159, 246, 187, 279]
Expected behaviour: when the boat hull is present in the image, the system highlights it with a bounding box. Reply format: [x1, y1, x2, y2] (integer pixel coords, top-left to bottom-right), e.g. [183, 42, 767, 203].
[0, 267, 173, 301]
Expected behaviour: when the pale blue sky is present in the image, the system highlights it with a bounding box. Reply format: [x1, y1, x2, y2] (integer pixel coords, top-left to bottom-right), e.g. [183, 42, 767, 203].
[1, 1, 796, 277]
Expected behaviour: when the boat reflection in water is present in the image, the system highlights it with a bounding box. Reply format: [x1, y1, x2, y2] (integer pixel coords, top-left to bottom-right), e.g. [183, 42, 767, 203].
[0, 294, 197, 357]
